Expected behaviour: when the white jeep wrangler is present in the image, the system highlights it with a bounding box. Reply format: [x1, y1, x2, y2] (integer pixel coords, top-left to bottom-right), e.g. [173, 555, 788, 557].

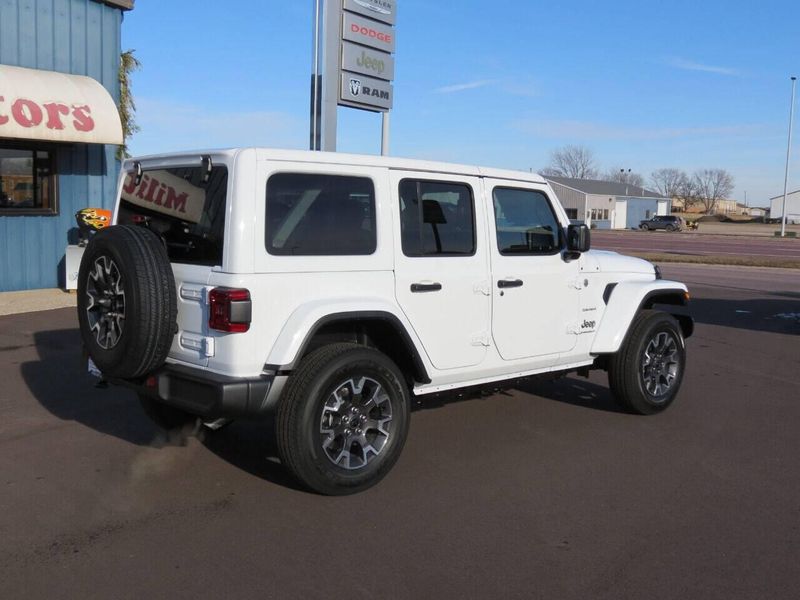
[77, 148, 692, 495]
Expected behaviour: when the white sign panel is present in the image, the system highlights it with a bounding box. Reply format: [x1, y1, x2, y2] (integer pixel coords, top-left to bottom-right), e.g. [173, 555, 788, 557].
[0, 64, 123, 145]
[343, 0, 396, 26]
[121, 171, 205, 224]
[341, 41, 395, 81]
[342, 12, 396, 53]
[340, 73, 393, 111]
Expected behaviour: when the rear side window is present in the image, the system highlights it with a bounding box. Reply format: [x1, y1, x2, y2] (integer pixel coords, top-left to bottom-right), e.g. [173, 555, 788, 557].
[493, 187, 561, 255]
[117, 166, 228, 266]
[266, 173, 376, 256]
[399, 179, 475, 256]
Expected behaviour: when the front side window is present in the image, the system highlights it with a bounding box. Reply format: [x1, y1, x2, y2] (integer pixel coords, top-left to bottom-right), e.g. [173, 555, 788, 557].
[493, 187, 561, 255]
[0, 144, 56, 215]
[399, 179, 475, 256]
[117, 166, 228, 266]
[266, 173, 376, 256]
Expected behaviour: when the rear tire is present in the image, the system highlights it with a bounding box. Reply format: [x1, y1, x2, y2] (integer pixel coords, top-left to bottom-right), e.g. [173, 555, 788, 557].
[77, 225, 177, 379]
[608, 310, 686, 415]
[276, 343, 411, 495]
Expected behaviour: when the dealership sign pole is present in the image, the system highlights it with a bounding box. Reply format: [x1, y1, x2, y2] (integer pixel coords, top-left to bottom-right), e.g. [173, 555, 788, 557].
[310, 0, 397, 154]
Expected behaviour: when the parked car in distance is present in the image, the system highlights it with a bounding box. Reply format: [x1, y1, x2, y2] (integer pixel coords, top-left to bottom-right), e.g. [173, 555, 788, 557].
[640, 215, 683, 232]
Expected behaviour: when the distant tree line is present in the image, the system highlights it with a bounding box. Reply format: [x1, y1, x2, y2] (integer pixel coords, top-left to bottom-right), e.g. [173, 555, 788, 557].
[541, 145, 735, 214]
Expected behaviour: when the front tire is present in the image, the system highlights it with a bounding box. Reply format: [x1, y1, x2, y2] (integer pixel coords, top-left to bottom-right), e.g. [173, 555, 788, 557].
[608, 310, 686, 415]
[276, 343, 411, 495]
[641, 224, 650, 231]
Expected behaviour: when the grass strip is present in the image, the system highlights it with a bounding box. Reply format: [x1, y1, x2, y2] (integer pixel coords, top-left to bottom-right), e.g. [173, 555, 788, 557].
[624, 252, 800, 269]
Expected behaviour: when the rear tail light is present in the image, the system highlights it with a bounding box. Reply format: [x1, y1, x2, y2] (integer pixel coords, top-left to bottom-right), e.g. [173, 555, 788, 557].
[208, 288, 251, 333]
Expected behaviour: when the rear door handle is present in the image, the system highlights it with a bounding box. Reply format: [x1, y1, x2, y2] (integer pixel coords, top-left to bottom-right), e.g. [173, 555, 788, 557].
[497, 279, 524, 289]
[410, 282, 442, 293]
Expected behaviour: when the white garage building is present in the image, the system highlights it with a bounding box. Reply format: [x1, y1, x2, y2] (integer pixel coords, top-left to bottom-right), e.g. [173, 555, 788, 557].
[770, 190, 800, 224]
[545, 177, 671, 229]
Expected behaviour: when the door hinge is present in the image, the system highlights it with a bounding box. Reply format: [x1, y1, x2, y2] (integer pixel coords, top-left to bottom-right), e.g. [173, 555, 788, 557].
[470, 332, 491, 347]
[473, 281, 491, 296]
[569, 278, 588, 290]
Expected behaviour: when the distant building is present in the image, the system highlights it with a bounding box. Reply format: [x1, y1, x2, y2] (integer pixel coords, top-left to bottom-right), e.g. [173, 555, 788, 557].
[544, 176, 671, 229]
[769, 190, 800, 224]
[749, 207, 769, 218]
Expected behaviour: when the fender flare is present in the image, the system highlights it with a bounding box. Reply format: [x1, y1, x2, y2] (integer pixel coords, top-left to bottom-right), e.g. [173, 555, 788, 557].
[265, 298, 432, 383]
[591, 280, 691, 354]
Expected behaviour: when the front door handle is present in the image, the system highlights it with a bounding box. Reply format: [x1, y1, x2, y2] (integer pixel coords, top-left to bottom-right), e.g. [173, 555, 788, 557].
[497, 278, 524, 289]
[410, 282, 443, 293]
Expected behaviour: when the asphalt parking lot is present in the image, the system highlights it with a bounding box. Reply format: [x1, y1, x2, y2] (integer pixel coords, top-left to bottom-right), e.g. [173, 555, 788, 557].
[1, 264, 799, 599]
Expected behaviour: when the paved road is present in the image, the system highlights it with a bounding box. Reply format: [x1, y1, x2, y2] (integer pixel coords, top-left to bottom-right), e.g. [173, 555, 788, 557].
[2, 265, 799, 599]
[593, 230, 800, 258]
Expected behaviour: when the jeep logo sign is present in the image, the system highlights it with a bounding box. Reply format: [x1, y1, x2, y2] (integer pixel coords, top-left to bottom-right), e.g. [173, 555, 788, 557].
[340, 73, 393, 110]
[341, 41, 395, 81]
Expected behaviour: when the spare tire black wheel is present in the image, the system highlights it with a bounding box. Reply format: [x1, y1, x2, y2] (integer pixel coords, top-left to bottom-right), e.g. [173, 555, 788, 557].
[77, 225, 177, 379]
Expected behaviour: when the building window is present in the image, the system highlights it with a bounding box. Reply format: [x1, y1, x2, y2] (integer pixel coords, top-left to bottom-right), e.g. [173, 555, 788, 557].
[0, 144, 57, 215]
[565, 208, 578, 219]
[603, 209, 609, 220]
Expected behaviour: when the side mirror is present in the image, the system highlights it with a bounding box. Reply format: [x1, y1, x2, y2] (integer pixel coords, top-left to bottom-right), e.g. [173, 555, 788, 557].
[566, 223, 591, 253]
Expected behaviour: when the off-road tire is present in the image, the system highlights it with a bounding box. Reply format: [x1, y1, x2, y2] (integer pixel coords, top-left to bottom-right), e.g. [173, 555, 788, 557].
[276, 343, 411, 495]
[608, 310, 686, 415]
[77, 225, 177, 379]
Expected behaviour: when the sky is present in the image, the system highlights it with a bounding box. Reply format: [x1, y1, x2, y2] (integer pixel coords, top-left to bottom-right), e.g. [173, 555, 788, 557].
[123, 0, 800, 206]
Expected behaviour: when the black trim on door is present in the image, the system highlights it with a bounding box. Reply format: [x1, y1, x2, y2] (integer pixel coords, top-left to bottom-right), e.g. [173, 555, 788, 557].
[410, 282, 442, 293]
[497, 279, 524, 289]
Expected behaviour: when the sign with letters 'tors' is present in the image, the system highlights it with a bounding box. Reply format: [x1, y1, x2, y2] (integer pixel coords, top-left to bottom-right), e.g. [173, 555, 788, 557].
[338, 0, 397, 112]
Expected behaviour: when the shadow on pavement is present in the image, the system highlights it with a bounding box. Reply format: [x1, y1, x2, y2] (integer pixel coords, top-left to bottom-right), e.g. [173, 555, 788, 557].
[690, 296, 800, 335]
[201, 418, 305, 492]
[21, 328, 157, 446]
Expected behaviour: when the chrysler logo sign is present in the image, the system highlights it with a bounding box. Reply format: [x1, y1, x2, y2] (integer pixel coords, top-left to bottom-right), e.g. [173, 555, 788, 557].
[353, 0, 391, 16]
[343, 0, 396, 26]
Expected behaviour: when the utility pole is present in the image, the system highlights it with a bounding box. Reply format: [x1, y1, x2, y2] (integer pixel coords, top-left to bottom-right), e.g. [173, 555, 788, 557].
[780, 76, 797, 237]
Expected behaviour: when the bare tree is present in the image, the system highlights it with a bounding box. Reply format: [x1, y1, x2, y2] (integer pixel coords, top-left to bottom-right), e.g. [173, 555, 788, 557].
[604, 168, 645, 189]
[542, 145, 598, 179]
[650, 168, 687, 199]
[693, 169, 734, 214]
[677, 175, 700, 210]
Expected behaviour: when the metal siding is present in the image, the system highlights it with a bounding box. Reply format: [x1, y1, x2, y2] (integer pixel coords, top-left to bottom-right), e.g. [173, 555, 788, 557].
[548, 181, 586, 213]
[0, 0, 122, 291]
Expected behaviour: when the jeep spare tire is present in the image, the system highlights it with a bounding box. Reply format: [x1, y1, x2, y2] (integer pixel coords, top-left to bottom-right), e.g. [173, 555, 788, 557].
[77, 225, 177, 379]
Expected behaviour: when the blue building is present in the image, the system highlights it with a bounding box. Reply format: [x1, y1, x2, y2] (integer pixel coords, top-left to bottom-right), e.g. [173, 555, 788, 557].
[0, 0, 132, 292]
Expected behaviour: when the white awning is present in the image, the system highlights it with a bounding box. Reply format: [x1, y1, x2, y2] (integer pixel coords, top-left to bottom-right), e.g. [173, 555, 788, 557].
[0, 64, 123, 145]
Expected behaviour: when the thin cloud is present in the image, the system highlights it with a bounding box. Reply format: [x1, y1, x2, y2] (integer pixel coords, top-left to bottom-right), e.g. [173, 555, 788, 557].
[130, 98, 304, 155]
[435, 79, 498, 94]
[665, 57, 741, 76]
[513, 119, 766, 141]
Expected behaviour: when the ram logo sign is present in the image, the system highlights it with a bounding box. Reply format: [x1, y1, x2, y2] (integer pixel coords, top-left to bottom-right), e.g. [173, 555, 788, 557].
[340, 73, 393, 111]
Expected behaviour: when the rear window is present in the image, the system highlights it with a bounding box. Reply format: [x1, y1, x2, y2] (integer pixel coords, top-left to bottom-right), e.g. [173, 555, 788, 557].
[265, 173, 376, 256]
[117, 166, 228, 266]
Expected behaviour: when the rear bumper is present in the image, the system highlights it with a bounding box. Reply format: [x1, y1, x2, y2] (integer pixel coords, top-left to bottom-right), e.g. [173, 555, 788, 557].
[110, 363, 281, 419]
